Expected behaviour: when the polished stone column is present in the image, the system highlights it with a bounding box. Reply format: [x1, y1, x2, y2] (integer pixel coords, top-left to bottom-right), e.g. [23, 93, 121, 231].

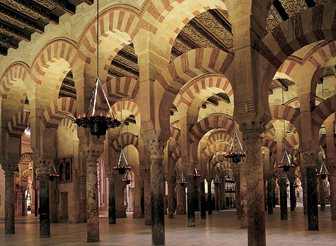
[206, 178, 212, 215]
[79, 174, 87, 223]
[289, 182, 296, 212]
[39, 165, 50, 238]
[133, 176, 143, 218]
[85, 151, 101, 242]
[49, 178, 58, 223]
[214, 183, 220, 211]
[233, 173, 241, 219]
[149, 140, 165, 246]
[5, 170, 15, 234]
[267, 177, 274, 215]
[187, 176, 196, 227]
[108, 180, 116, 224]
[200, 180, 206, 219]
[115, 177, 126, 218]
[301, 170, 308, 214]
[144, 172, 151, 225]
[240, 161, 248, 228]
[319, 178, 326, 212]
[306, 167, 318, 230]
[279, 177, 288, 220]
[329, 167, 336, 220]
[244, 128, 265, 246]
[167, 177, 175, 218]
[176, 183, 186, 214]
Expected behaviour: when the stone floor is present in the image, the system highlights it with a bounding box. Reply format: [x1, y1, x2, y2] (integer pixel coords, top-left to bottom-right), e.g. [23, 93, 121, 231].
[0, 206, 335, 246]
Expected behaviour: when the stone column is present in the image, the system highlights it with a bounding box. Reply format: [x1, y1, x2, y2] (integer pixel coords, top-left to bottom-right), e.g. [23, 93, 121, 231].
[39, 163, 50, 238]
[206, 178, 212, 215]
[319, 178, 326, 212]
[214, 182, 220, 211]
[108, 179, 116, 224]
[79, 174, 86, 222]
[49, 178, 58, 223]
[84, 148, 102, 242]
[133, 176, 143, 218]
[143, 169, 151, 225]
[167, 176, 175, 218]
[187, 175, 196, 227]
[240, 161, 248, 228]
[200, 180, 206, 219]
[329, 166, 336, 220]
[148, 139, 165, 245]
[176, 183, 186, 214]
[289, 182, 296, 212]
[243, 127, 266, 246]
[5, 170, 15, 234]
[306, 166, 318, 230]
[279, 176, 288, 220]
[301, 170, 308, 214]
[115, 177, 126, 218]
[233, 170, 241, 218]
[266, 177, 274, 215]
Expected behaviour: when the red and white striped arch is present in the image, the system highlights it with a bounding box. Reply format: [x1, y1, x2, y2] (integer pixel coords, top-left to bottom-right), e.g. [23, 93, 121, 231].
[190, 113, 236, 143]
[201, 142, 231, 159]
[312, 94, 336, 129]
[0, 62, 30, 100]
[207, 130, 232, 147]
[110, 99, 140, 120]
[171, 146, 181, 162]
[31, 39, 79, 84]
[155, 48, 233, 93]
[170, 126, 181, 142]
[271, 104, 300, 127]
[78, 6, 139, 64]
[41, 97, 77, 128]
[111, 132, 139, 151]
[7, 110, 30, 138]
[174, 74, 233, 109]
[104, 77, 139, 101]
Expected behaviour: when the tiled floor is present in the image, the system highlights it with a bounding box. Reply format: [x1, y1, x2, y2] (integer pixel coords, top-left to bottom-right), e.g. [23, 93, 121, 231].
[0, 207, 336, 245]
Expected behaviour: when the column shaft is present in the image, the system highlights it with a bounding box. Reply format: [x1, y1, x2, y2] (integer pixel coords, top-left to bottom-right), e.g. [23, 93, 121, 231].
[240, 164, 248, 228]
[79, 175, 87, 223]
[290, 182, 296, 212]
[151, 158, 165, 245]
[5, 171, 15, 234]
[329, 168, 336, 220]
[307, 167, 318, 230]
[200, 181, 206, 219]
[187, 176, 196, 227]
[267, 178, 273, 215]
[167, 179, 175, 218]
[279, 177, 288, 220]
[39, 172, 50, 238]
[319, 178, 326, 212]
[108, 181, 116, 224]
[207, 179, 212, 215]
[86, 160, 99, 242]
[144, 175, 151, 225]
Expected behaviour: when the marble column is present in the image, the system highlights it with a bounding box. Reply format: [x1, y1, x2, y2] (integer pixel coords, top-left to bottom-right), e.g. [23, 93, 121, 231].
[39, 165, 50, 238]
[5, 170, 15, 234]
[108, 180, 116, 224]
[279, 177, 288, 220]
[115, 178, 126, 218]
[206, 178, 212, 215]
[319, 178, 326, 212]
[306, 167, 318, 230]
[244, 128, 265, 246]
[301, 170, 308, 214]
[85, 151, 101, 242]
[234, 174, 241, 218]
[329, 167, 336, 220]
[133, 176, 143, 218]
[167, 177, 175, 218]
[289, 182, 296, 212]
[79, 175, 87, 223]
[176, 183, 186, 214]
[240, 161, 248, 228]
[149, 140, 165, 246]
[187, 176, 196, 227]
[144, 173, 151, 225]
[200, 180, 206, 219]
[214, 183, 220, 211]
[49, 178, 58, 223]
[267, 177, 274, 215]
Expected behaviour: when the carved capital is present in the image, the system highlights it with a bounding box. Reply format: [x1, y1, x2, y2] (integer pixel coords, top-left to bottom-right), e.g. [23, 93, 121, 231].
[147, 138, 165, 160]
[301, 152, 316, 166]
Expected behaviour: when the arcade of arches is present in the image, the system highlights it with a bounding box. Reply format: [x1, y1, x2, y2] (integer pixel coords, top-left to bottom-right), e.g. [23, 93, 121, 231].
[0, 0, 336, 245]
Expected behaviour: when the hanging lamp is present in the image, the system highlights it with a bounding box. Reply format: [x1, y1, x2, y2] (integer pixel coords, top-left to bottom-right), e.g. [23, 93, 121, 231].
[214, 174, 221, 185]
[49, 159, 59, 181]
[193, 167, 201, 179]
[121, 170, 132, 184]
[224, 131, 246, 164]
[177, 172, 187, 186]
[277, 85, 295, 172]
[113, 100, 131, 174]
[317, 160, 329, 180]
[72, 0, 121, 137]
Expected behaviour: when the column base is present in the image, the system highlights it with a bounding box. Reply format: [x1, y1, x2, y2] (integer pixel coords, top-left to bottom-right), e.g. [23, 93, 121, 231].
[87, 238, 100, 243]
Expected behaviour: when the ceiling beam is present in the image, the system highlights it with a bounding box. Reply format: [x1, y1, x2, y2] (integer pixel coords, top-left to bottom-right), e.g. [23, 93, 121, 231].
[0, 33, 19, 48]
[0, 45, 7, 55]
[0, 4, 44, 33]
[0, 20, 31, 41]
[278, 79, 288, 91]
[47, 0, 76, 15]
[305, 0, 316, 8]
[82, 0, 94, 5]
[207, 97, 219, 106]
[13, 0, 59, 24]
[273, 0, 289, 21]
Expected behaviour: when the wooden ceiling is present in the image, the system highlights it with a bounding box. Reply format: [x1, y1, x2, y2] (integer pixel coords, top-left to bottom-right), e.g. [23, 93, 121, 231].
[0, 0, 93, 56]
[266, 0, 325, 32]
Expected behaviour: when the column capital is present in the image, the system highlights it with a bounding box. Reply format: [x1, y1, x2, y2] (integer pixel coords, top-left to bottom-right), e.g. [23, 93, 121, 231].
[301, 151, 317, 167]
